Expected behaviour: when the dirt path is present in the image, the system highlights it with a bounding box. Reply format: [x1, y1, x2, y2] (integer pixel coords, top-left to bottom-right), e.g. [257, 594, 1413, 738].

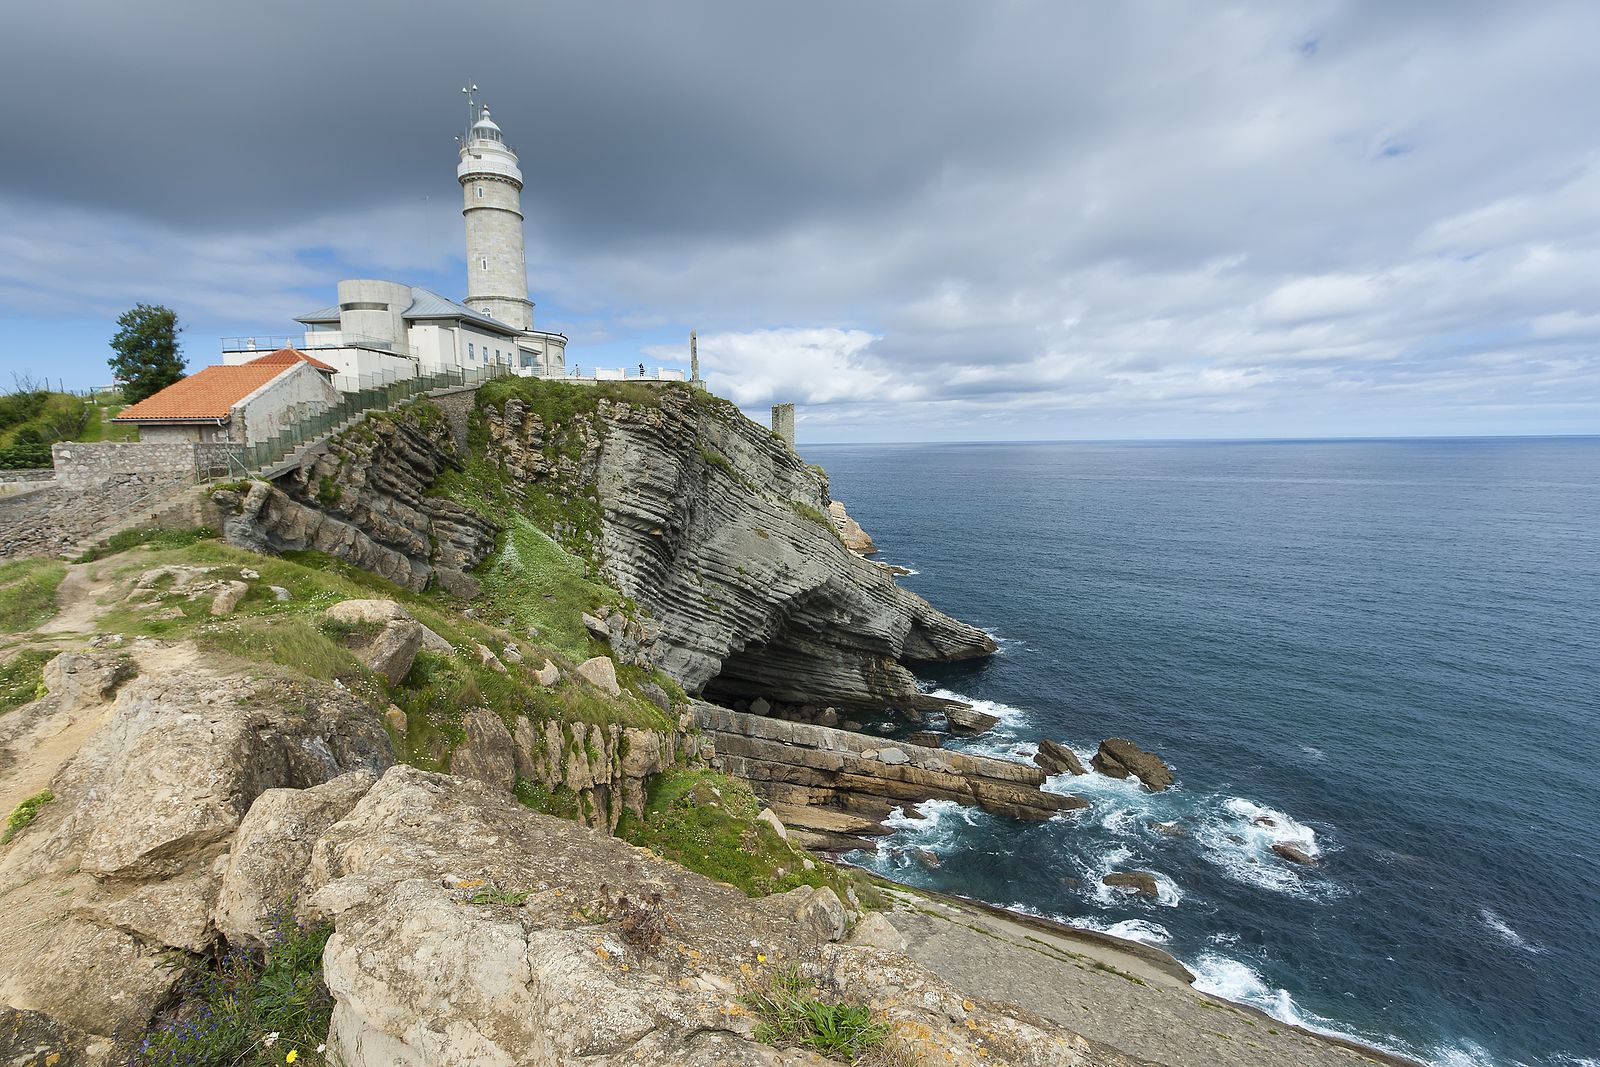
[37, 563, 114, 637]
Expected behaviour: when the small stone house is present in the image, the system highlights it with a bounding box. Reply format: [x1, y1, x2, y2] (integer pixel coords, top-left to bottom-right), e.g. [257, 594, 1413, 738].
[114, 349, 341, 445]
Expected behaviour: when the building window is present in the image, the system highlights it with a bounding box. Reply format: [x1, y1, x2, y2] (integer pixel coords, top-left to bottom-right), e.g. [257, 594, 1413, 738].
[468, 343, 475, 360]
[480, 257, 488, 270]
[476, 186, 484, 199]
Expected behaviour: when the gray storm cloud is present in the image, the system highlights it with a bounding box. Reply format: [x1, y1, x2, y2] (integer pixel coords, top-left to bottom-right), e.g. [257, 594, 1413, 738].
[1, 0, 1598, 437]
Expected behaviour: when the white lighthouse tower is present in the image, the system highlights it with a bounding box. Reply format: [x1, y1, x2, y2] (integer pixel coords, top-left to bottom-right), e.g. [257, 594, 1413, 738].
[458, 96, 533, 332]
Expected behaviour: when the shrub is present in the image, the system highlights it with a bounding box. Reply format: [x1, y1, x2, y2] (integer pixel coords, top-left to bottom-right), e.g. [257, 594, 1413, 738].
[742, 966, 889, 1062]
[127, 909, 334, 1067]
[2, 790, 54, 844]
[0, 649, 55, 714]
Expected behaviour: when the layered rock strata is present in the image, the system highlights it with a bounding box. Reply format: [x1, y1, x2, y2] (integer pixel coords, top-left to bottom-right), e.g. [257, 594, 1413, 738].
[223, 410, 494, 594]
[479, 387, 997, 713]
[696, 702, 1084, 846]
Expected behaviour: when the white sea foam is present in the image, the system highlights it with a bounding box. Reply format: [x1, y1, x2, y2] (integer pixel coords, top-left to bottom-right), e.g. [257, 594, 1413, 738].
[1299, 745, 1327, 761]
[1191, 953, 1319, 1029]
[1188, 797, 1338, 898]
[881, 798, 975, 835]
[1079, 918, 1173, 946]
[1478, 908, 1544, 954]
[1427, 1041, 1499, 1067]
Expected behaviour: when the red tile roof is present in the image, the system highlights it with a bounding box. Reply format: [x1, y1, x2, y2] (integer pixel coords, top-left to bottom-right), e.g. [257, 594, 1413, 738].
[246, 347, 338, 373]
[115, 364, 291, 423]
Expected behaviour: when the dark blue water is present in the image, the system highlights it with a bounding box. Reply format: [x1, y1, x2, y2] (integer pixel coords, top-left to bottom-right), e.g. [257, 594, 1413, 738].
[805, 438, 1600, 1067]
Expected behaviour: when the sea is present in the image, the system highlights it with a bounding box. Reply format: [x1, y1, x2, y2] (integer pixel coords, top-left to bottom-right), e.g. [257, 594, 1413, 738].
[803, 437, 1600, 1067]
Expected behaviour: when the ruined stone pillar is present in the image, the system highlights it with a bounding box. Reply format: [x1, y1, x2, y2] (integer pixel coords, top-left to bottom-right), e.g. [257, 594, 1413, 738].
[770, 403, 796, 449]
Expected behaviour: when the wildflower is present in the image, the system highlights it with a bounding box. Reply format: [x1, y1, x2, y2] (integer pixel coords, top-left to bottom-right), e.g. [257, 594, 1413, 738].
[756, 953, 767, 963]
[263, 1032, 280, 1048]
[286, 1051, 298, 1064]
[317, 1045, 326, 1054]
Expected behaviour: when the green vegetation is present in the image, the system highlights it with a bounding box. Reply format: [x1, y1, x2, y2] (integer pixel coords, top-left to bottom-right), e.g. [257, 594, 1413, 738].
[0, 383, 89, 468]
[742, 966, 889, 1062]
[0, 558, 66, 632]
[2, 790, 55, 844]
[790, 501, 832, 528]
[315, 475, 342, 506]
[79, 525, 218, 563]
[0, 649, 55, 714]
[109, 303, 186, 404]
[128, 912, 334, 1067]
[619, 769, 876, 904]
[465, 503, 612, 660]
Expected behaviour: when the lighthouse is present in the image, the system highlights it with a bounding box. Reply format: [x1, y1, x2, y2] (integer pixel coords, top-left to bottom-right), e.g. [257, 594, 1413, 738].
[458, 99, 533, 332]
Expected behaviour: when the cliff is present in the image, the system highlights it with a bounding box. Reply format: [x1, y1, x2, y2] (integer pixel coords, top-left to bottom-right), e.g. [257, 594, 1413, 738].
[473, 381, 996, 712]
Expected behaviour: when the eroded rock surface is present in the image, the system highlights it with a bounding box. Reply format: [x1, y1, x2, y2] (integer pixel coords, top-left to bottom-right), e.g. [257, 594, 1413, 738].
[1091, 739, 1175, 792]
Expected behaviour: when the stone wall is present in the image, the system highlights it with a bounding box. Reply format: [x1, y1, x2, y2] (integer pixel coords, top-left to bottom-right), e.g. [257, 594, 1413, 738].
[770, 402, 796, 449]
[50, 442, 197, 492]
[425, 386, 478, 457]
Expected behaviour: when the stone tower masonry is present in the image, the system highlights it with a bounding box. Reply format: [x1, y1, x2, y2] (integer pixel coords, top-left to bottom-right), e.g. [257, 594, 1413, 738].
[771, 403, 796, 449]
[458, 104, 533, 331]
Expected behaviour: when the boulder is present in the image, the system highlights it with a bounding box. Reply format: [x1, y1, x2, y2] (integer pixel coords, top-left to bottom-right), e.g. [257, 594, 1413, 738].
[449, 709, 517, 792]
[756, 808, 789, 841]
[1151, 821, 1189, 838]
[876, 747, 911, 766]
[1272, 842, 1318, 866]
[214, 771, 376, 947]
[535, 659, 561, 687]
[323, 600, 430, 685]
[574, 655, 622, 696]
[827, 500, 878, 554]
[41, 651, 135, 712]
[1101, 871, 1161, 898]
[766, 885, 849, 943]
[905, 730, 944, 748]
[749, 697, 772, 717]
[945, 703, 1001, 736]
[474, 642, 507, 674]
[1091, 738, 1175, 791]
[501, 644, 524, 665]
[846, 912, 908, 954]
[385, 704, 408, 733]
[1033, 739, 1087, 776]
[209, 580, 249, 616]
[581, 612, 610, 639]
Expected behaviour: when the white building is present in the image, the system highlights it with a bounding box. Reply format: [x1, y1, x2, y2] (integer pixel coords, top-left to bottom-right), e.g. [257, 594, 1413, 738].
[114, 348, 342, 444]
[222, 100, 567, 386]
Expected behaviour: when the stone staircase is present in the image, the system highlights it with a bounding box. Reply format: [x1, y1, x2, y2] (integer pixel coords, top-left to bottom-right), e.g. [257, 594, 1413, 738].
[62, 480, 214, 560]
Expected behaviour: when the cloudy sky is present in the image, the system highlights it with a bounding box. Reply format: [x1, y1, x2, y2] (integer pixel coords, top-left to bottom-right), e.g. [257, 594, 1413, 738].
[1, 1, 1598, 441]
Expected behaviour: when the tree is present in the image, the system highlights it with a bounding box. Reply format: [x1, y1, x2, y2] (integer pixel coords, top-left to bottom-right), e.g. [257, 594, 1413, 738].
[109, 304, 186, 403]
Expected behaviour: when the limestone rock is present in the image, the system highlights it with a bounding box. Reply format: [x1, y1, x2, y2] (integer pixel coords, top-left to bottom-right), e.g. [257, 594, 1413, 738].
[582, 612, 610, 639]
[323, 600, 430, 685]
[905, 730, 943, 748]
[875, 746, 911, 765]
[209, 579, 249, 616]
[756, 807, 789, 841]
[767, 885, 849, 943]
[1101, 871, 1161, 898]
[535, 659, 561, 687]
[1272, 842, 1317, 865]
[501, 644, 523, 665]
[1034, 739, 1087, 776]
[474, 642, 507, 674]
[574, 655, 622, 696]
[385, 704, 408, 733]
[449, 709, 517, 792]
[846, 912, 908, 953]
[214, 772, 376, 948]
[1091, 738, 1175, 791]
[41, 651, 135, 712]
[946, 703, 1001, 736]
[827, 500, 877, 554]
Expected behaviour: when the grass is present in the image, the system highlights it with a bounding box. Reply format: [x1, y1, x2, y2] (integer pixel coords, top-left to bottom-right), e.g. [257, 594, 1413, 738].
[619, 770, 874, 903]
[0, 558, 66, 632]
[127, 909, 334, 1067]
[0, 649, 55, 714]
[2, 790, 54, 844]
[79, 525, 218, 563]
[742, 966, 889, 1062]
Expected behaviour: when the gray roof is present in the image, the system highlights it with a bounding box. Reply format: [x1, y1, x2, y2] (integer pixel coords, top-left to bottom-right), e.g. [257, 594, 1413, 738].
[295, 285, 523, 337]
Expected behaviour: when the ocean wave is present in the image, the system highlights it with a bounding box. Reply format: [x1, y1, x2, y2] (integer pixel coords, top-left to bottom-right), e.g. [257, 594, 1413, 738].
[1190, 797, 1339, 898]
[881, 798, 978, 835]
[1072, 917, 1173, 946]
[1478, 908, 1544, 954]
[1427, 1041, 1499, 1067]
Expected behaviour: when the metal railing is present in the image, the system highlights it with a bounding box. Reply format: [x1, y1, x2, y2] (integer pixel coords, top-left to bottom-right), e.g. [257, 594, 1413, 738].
[221, 333, 421, 360]
[217, 362, 511, 477]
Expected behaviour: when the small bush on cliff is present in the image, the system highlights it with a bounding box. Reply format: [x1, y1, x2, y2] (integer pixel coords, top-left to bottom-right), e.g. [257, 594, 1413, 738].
[0, 649, 55, 714]
[742, 965, 889, 1062]
[128, 911, 333, 1067]
[0, 558, 66, 632]
[2, 790, 54, 844]
[619, 770, 867, 901]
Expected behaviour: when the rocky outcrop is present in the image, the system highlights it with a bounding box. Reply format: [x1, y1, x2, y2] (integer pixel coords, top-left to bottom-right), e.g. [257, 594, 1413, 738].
[1101, 872, 1160, 898]
[479, 386, 996, 714]
[1272, 843, 1317, 866]
[323, 598, 444, 684]
[1091, 738, 1174, 791]
[222, 408, 496, 593]
[303, 765, 1092, 1067]
[0, 648, 392, 1050]
[697, 702, 1084, 839]
[1035, 739, 1088, 777]
[827, 500, 877, 554]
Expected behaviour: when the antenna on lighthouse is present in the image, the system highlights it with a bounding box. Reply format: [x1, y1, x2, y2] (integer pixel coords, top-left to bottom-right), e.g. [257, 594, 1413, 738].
[461, 83, 479, 135]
